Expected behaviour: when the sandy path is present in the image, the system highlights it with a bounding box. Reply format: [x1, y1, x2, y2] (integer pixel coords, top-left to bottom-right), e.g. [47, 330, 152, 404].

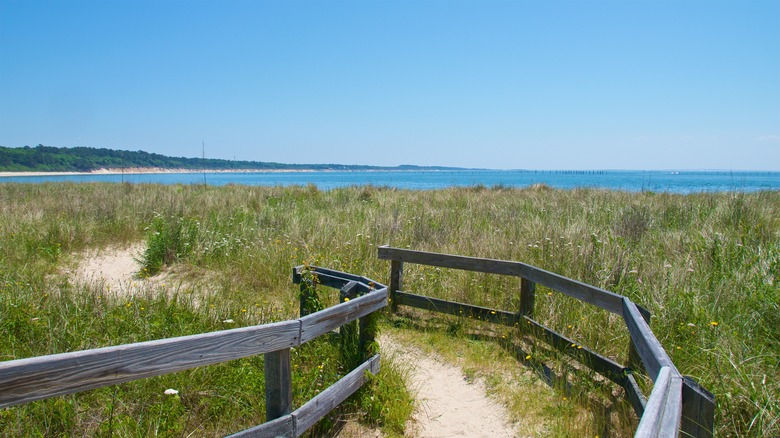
[381, 336, 516, 438]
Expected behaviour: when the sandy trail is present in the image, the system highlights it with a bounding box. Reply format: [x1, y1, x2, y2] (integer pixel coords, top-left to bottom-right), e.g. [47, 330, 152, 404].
[381, 336, 516, 437]
[68, 245, 516, 437]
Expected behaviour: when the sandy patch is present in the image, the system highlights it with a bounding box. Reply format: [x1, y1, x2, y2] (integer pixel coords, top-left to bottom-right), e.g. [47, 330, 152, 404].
[68, 243, 193, 298]
[381, 335, 517, 438]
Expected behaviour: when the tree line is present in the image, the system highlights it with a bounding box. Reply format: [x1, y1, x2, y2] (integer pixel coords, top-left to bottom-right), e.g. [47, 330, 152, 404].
[0, 145, 454, 172]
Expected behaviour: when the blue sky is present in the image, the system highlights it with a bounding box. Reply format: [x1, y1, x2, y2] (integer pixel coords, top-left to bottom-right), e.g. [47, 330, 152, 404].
[1, 0, 778, 170]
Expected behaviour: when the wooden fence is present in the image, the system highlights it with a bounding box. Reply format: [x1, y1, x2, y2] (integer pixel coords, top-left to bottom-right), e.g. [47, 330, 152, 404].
[0, 268, 387, 438]
[378, 246, 715, 438]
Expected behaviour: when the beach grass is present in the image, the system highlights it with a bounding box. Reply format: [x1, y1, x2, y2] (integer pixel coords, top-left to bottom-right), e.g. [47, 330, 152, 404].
[0, 182, 777, 436]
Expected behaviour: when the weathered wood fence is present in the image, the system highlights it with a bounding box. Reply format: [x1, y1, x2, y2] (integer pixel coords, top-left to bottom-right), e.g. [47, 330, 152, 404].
[0, 248, 716, 437]
[378, 246, 715, 438]
[0, 267, 387, 438]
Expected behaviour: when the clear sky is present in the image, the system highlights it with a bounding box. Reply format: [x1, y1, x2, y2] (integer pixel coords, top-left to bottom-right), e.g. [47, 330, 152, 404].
[1, 0, 779, 170]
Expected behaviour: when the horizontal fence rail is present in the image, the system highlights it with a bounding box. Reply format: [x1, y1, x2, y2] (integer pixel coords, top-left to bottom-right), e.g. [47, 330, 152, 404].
[0, 268, 388, 437]
[378, 246, 714, 438]
[0, 320, 300, 408]
[378, 245, 626, 314]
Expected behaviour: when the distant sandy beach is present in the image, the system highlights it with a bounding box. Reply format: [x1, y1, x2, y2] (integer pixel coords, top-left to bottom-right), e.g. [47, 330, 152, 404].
[0, 168, 315, 177]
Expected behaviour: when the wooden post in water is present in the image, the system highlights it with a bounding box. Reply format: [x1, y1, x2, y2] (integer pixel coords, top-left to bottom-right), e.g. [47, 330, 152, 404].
[264, 349, 292, 421]
[389, 260, 403, 313]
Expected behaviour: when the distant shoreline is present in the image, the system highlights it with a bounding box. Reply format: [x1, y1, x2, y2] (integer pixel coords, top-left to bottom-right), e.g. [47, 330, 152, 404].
[1, 168, 778, 178]
[0, 168, 319, 177]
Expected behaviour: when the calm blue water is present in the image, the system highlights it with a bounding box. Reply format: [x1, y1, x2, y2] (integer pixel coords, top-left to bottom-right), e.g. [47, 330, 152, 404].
[1, 170, 779, 193]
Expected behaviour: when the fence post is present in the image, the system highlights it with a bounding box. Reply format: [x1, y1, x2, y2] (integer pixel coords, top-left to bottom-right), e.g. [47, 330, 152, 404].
[389, 260, 403, 313]
[299, 272, 319, 317]
[359, 289, 379, 363]
[519, 278, 536, 317]
[264, 349, 292, 421]
[627, 305, 651, 373]
[681, 376, 715, 438]
[339, 282, 361, 369]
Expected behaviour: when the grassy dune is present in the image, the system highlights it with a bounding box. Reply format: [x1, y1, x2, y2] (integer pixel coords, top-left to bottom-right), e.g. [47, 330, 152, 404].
[0, 182, 777, 436]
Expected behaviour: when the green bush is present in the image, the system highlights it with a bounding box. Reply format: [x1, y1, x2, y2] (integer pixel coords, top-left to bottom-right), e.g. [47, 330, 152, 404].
[138, 213, 197, 277]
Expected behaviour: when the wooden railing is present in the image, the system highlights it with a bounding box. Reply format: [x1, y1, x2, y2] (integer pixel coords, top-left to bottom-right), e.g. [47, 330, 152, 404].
[378, 246, 715, 438]
[0, 268, 388, 438]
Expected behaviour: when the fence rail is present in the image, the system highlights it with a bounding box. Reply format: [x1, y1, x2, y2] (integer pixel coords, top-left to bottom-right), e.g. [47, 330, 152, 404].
[0, 268, 388, 437]
[378, 246, 715, 438]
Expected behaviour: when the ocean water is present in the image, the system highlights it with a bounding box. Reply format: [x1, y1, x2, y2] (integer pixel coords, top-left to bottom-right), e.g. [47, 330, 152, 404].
[1, 170, 778, 194]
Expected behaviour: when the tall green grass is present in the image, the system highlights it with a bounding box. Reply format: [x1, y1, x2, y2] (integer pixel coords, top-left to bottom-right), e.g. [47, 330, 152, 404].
[0, 182, 777, 436]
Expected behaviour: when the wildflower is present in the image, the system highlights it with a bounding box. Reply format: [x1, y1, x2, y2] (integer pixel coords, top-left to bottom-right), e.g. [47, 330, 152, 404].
[490, 311, 496, 314]
[525, 354, 531, 360]
[710, 321, 719, 327]
[343, 297, 350, 302]
[241, 308, 247, 313]
[164, 389, 179, 395]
